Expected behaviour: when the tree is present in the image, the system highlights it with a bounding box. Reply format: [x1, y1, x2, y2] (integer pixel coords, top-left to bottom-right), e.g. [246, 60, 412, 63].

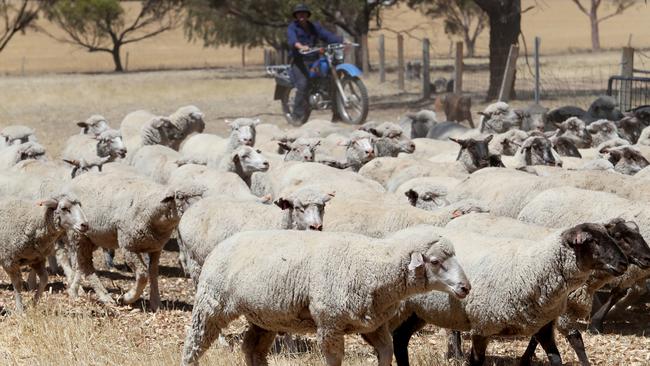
[407, 0, 487, 57]
[44, 0, 183, 72]
[570, 0, 639, 51]
[473, 0, 521, 100]
[0, 0, 47, 53]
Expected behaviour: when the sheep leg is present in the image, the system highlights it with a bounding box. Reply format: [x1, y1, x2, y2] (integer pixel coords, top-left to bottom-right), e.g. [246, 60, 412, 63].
[468, 334, 488, 366]
[55, 241, 75, 285]
[533, 321, 562, 366]
[242, 324, 277, 366]
[360, 324, 393, 366]
[30, 260, 48, 305]
[120, 251, 148, 306]
[446, 330, 463, 360]
[103, 248, 116, 269]
[392, 313, 427, 366]
[588, 287, 627, 333]
[566, 330, 590, 366]
[316, 328, 344, 366]
[147, 250, 161, 312]
[181, 299, 225, 366]
[73, 239, 114, 304]
[47, 254, 60, 275]
[26, 269, 37, 291]
[5, 267, 25, 313]
[519, 337, 538, 366]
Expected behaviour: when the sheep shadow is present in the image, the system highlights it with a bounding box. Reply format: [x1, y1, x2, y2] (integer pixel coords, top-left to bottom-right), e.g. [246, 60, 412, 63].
[129, 298, 193, 312]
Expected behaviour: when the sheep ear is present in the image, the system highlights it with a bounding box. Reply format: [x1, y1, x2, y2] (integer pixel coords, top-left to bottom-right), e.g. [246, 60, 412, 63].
[160, 193, 175, 204]
[274, 198, 293, 210]
[37, 199, 58, 209]
[322, 191, 335, 204]
[77, 122, 89, 128]
[277, 142, 291, 152]
[251, 118, 261, 126]
[368, 128, 381, 137]
[404, 189, 418, 206]
[63, 159, 81, 167]
[449, 137, 466, 147]
[625, 221, 640, 232]
[408, 252, 425, 271]
[484, 135, 494, 143]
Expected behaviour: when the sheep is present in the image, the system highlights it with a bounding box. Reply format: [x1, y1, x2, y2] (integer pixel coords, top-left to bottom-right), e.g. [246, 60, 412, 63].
[396, 177, 461, 209]
[449, 135, 505, 173]
[520, 218, 650, 366]
[586, 119, 621, 147]
[546, 106, 587, 124]
[217, 146, 269, 187]
[324, 197, 488, 238]
[615, 115, 644, 143]
[181, 225, 470, 366]
[180, 118, 260, 167]
[637, 125, 650, 146]
[399, 110, 437, 138]
[318, 130, 375, 171]
[177, 187, 334, 284]
[0, 125, 37, 149]
[168, 105, 205, 148]
[426, 121, 471, 140]
[551, 117, 592, 148]
[445, 212, 553, 240]
[489, 129, 528, 156]
[0, 141, 47, 170]
[512, 135, 563, 169]
[61, 129, 126, 166]
[551, 136, 582, 158]
[129, 144, 181, 184]
[120, 111, 182, 155]
[277, 137, 320, 162]
[391, 223, 628, 366]
[77, 115, 110, 136]
[0, 195, 88, 312]
[62, 171, 195, 311]
[584, 95, 623, 123]
[168, 163, 263, 202]
[478, 101, 521, 133]
[362, 122, 416, 157]
[385, 161, 469, 192]
[518, 104, 550, 131]
[600, 145, 649, 175]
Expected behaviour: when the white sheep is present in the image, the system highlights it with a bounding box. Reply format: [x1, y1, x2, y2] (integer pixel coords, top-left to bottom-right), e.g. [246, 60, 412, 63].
[129, 144, 181, 184]
[0, 125, 37, 149]
[77, 115, 110, 136]
[177, 187, 333, 284]
[167, 163, 261, 202]
[489, 129, 528, 156]
[0, 141, 47, 170]
[445, 212, 552, 239]
[217, 146, 269, 187]
[121, 111, 182, 156]
[61, 129, 126, 165]
[391, 223, 627, 366]
[0, 194, 88, 312]
[586, 119, 620, 147]
[478, 101, 521, 133]
[181, 225, 470, 366]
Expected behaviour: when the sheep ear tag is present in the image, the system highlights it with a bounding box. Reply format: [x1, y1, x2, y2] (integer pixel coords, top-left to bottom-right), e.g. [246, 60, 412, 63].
[408, 252, 425, 271]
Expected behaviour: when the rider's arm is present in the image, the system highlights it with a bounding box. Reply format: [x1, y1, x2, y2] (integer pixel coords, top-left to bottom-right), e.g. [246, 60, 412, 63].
[287, 22, 310, 51]
[313, 21, 343, 44]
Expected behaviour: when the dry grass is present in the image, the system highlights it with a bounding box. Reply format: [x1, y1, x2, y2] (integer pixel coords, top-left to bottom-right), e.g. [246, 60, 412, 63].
[1, 1, 650, 74]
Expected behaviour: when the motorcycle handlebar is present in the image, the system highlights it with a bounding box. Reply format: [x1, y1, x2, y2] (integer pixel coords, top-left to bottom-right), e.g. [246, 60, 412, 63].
[298, 43, 359, 55]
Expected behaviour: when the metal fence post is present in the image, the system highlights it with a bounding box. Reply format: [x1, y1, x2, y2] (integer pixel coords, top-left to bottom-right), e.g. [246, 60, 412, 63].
[498, 44, 519, 102]
[397, 34, 405, 91]
[422, 38, 431, 99]
[379, 34, 385, 83]
[534, 37, 541, 104]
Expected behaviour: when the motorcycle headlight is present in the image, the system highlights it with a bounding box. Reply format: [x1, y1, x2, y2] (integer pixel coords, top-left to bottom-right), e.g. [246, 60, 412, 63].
[334, 48, 345, 63]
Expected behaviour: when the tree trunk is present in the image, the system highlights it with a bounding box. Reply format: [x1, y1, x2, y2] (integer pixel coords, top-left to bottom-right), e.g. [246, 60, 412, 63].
[464, 33, 476, 58]
[590, 8, 600, 51]
[480, 1, 521, 101]
[112, 44, 123, 72]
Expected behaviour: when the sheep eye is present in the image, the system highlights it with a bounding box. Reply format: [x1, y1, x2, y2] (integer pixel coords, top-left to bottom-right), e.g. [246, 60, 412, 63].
[256, 149, 262, 153]
[430, 258, 440, 266]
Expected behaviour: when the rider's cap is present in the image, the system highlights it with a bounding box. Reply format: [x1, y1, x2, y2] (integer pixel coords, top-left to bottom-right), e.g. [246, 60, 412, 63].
[292, 4, 311, 18]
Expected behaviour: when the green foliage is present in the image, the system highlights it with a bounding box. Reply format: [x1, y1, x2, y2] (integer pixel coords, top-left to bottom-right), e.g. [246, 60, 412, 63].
[46, 0, 124, 46]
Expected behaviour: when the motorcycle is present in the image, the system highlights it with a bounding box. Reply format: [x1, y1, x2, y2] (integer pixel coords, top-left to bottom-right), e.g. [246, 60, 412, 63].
[267, 43, 369, 126]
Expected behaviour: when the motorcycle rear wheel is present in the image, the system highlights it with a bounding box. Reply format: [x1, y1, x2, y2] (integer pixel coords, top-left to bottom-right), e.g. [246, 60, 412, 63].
[335, 75, 369, 125]
[280, 87, 311, 126]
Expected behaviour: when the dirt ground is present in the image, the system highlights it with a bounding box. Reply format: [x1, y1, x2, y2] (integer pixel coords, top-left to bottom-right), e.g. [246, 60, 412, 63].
[0, 68, 649, 365]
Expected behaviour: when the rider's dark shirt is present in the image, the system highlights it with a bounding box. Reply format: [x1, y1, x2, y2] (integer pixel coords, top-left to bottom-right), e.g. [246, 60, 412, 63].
[287, 20, 342, 63]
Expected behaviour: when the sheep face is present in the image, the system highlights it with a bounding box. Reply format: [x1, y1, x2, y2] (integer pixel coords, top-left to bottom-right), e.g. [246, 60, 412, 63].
[587, 96, 623, 122]
[587, 120, 619, 147]
[562, 223, 627, 276]
[227, 118, 260, 147]
[450, 135, 494, 173]
[519, 136, 561, 167]
[554, 117, 591, 148]
[552, 136, 582, 158]
[615, 116, 643, 144]
[404, 187, 449, 211]
[601, 146, 649, 175]
[95, 131, 126, 159]
[77, 115, 109, 136]
[275, 190, 334, 231]
[519, 106, 549, 131]
[604, 219, 650, 269]
[232, 146, 269, 175]
[148, 117, 182, 145]
[345, 132, 375, 167]
[279, 139, 320, 162]
[407, 243, 470, 299]
[40, 196, 89, 234]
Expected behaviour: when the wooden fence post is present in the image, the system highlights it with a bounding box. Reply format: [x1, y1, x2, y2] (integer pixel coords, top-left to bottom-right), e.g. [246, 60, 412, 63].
[361, 33, 369, 74]
[422, 38, 431, 99]
[498, 44, 519, 102]
[397, 34, 405, 91]
[379, 34, 385, 83]
[534, 37, 541, 104]
[242, 46, 246, 68]
[619, 47, 635, 110]
[454, 42, 463, 94]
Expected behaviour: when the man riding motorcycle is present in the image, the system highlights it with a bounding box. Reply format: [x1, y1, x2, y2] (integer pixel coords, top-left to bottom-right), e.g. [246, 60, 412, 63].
[286, 3, 343, 123]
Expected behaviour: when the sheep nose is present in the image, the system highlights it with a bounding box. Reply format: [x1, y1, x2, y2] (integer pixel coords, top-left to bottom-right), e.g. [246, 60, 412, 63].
[305, 156, 313, 161]
[242, 139, 253, 146]
[118, 149, 127, 157]
[262, 161, 269, 167]
[309, 224, 323, 231]
[78, 222, 89, 233]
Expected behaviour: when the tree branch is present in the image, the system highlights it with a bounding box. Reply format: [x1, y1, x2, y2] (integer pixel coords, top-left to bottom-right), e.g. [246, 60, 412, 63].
[571, 0, 591, 16]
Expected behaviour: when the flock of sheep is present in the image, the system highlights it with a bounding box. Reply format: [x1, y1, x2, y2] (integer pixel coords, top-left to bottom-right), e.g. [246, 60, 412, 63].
[1, 95, 650, 366]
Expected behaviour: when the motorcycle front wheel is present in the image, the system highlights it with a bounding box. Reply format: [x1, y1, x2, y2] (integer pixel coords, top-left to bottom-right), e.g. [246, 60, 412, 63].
[335, 75, 369, 125]
[280, 87, 311, 126]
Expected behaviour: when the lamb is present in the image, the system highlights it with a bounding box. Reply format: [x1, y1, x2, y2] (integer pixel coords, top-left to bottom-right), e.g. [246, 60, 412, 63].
[399, 109, 437, 138]
[391, 223, 628, 366]
[600, 145, 649, 175]
[177, 187, 334, 284]
[0, 125, 37, 149]
[489, 129, 528, 156]
[0, 195, 88, 312]
[181, 225, 470, 366]
[61, 129, 126, 165]
[63, 171, 195, 311]
[77, 115, 110, 136]
[586, 119, 621, 147]
[449, 135, 505, 173]
[120, 111, 182, 154]
[0, 141, 47, 170]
